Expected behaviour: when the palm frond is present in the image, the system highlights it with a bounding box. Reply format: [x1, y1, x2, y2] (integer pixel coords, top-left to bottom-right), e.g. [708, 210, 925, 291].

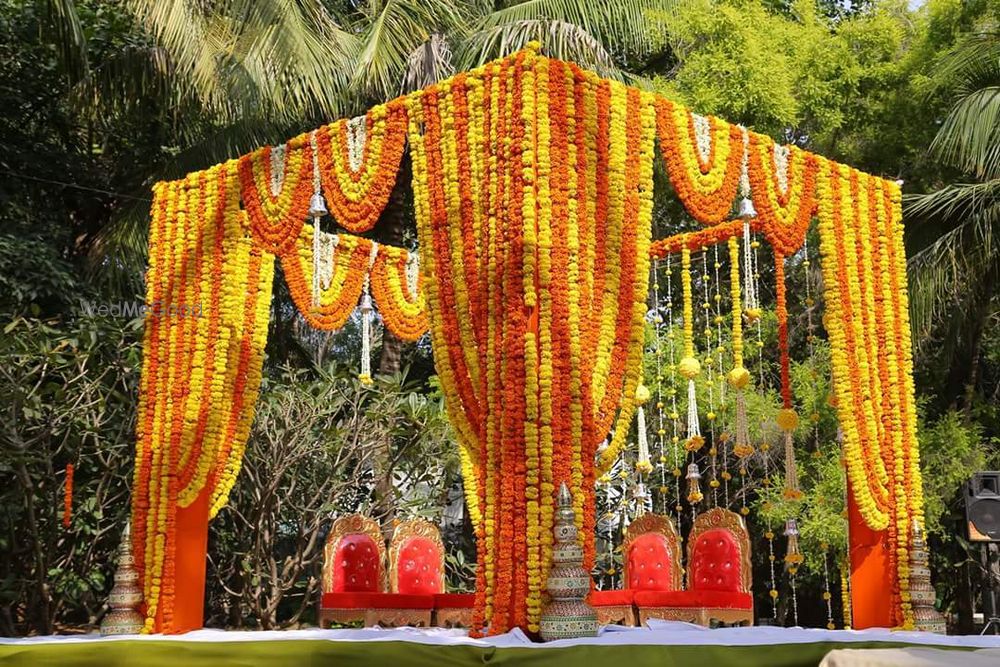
[70, 45, 177, 118]
[468, 0, 674, 63]
[930, 31, 1000, 92]
[42, 0, 89, 82]
[925, 28, 1000, 180]
[349, 0, 465, 101]
[906, 192, 1000, 341]
[905, 179, 1000, 228]
[460, 19, 617, 78]
[126, 0, 355, 123]
[929, 86, 1000, 180]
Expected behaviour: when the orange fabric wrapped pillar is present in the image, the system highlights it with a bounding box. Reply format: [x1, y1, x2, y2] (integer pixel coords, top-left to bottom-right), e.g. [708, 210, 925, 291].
[848, 480, 892, 628]
[164, 490, 210, 633]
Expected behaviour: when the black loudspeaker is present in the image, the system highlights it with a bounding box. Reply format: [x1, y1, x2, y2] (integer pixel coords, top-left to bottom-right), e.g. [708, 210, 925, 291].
[966, 472, 1000, 542]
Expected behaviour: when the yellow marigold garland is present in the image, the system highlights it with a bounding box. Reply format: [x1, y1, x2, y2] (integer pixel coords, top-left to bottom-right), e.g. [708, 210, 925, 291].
[316, 101, 408, 233]
[656, 99, 743, 225]
[816, 159, 891, 531]
[133, 165, 275, 632]
[815, 159, 923, 626]
[238, 138, 312, 256]
[369, 245, 428, 341]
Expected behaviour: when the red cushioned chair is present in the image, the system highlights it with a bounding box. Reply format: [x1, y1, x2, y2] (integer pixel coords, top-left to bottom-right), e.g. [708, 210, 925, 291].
[589, 513, 681, 626]
[386, 520, 475, 628]
[362, 518, 443, 627]
[318, 514, 387, 627]
[635, 508, 754, 627]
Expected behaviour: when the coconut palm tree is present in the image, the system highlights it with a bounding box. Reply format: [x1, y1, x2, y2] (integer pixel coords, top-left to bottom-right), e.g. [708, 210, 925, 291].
[906, 23, 1000, 408]
[55, 0, 672, 284]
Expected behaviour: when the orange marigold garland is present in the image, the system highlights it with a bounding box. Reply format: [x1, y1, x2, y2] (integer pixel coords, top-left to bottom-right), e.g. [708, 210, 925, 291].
[816, 159, 891, 531]
[656, 98, 743, 225]
[747, 131, 818, 255]
[316, 101, 408, 233]
[411, 47, 654, 635]
[238, 138, 312, 256]
[369, 246, 428, 341]
[281, 225, 371, 331]
[133, 165, 276, 633]
[62, 463, 74, 528]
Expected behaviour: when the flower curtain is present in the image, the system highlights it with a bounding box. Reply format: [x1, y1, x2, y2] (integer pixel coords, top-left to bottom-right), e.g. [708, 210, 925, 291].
[134, 43, 923, 634]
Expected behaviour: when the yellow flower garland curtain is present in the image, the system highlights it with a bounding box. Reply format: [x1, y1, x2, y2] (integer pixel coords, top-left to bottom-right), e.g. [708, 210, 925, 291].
[133, 160, 425, 633]
[133, 163, 275, 632]
[408, 49, 654, 634]
[815, 163, 922, 627]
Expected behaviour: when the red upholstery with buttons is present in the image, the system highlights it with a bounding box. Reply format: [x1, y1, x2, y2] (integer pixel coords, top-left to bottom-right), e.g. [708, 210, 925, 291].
[322, 592, 433, 610]
[589, 589, 634, 606]
[433, 593, 475, 608]
[331, 533, 381, 593]
[396, 536, 443, 595]
[633, 589, 752, 609]
[689, 528, 743, 592]
[627, 533, 677, 591]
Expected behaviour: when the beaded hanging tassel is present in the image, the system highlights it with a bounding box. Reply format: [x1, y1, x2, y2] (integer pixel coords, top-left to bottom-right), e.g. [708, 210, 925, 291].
[309, 130, 333, 307]
[727, 235, 754, 503]
[358, 242, 379, 385]
[346, 115, 367, 172]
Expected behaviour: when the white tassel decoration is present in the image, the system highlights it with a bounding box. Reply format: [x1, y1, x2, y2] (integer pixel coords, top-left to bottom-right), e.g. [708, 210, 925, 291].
[358, 242, 379, 386]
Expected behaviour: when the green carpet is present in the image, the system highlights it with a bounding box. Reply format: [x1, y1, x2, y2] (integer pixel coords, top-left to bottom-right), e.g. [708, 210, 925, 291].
[0, 639, 972, 667]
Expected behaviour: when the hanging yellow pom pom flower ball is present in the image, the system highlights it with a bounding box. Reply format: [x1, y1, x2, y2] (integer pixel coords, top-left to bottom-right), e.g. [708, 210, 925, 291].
[678, 356, 701, 379]
[727, 366, 751, 390]
[776, 408, 799, 432]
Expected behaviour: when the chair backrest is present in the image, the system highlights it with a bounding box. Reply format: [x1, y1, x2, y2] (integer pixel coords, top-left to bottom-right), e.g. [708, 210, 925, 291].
[687, 508, 752, 593]
[623, 513, 682, 591]
[390, 519, 445, 595]
[323, 514, 386, 593]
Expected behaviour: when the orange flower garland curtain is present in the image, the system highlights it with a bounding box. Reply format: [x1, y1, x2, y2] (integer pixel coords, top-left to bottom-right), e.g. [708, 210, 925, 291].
[408, 49, 654, 634]
[133, 121, 424, 633]
[134, 43, 925, 635]
[815, 163, 923, 627]
[133, 164, 276, 632]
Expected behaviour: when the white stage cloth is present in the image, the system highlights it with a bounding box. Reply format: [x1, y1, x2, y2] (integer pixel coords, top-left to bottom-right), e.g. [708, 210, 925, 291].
[5, 622, 1000, 650]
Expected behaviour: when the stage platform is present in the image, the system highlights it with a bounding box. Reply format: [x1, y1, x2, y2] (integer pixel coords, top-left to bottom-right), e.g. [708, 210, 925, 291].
[4, 623, 1000, 667]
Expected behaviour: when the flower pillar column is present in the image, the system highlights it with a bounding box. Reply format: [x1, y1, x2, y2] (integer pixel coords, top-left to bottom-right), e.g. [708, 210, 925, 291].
[848, 485, 893, 628]
[165, 489, 210, 633]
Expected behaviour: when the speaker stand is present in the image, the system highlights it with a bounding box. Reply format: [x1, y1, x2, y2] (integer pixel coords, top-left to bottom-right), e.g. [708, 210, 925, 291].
[980, 543, 1000, 635]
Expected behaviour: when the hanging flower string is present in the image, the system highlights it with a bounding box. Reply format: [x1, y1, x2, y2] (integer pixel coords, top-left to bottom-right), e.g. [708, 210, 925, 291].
[701, 247, 720, 503]
[62, 463, 74, 529]
[358, 242, 379, 386]
[727, 236, 753, 489]
[679, 245, 703, 454]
